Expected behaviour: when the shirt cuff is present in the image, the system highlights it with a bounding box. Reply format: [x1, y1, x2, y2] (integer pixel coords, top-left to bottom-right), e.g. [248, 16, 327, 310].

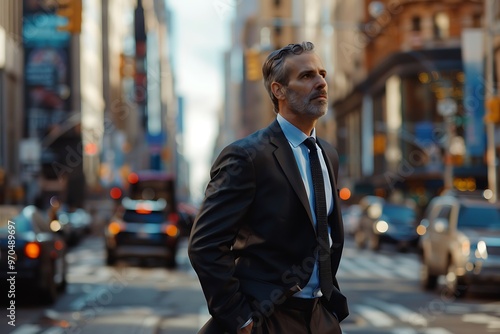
[241, 317, 253, 329]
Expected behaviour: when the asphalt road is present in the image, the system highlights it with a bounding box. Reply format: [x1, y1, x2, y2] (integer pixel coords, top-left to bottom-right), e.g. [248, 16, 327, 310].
[2, 223, 500, 334]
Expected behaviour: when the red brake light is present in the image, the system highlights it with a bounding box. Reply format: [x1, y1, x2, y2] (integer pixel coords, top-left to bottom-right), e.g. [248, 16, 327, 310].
[54, 240, 64, 251]
[110, 187, 122, 200]
[128, 172, 139, 184]
[168, 212, 179, 224]
[136, 203, 153, 214]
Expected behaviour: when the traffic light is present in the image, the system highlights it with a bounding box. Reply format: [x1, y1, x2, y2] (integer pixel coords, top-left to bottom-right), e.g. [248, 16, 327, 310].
[56, 0, 82, 33]
[245, 49, 262, 81]
[485, 96, 500, 124]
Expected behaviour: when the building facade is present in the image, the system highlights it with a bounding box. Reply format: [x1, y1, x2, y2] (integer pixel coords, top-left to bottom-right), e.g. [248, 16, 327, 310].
[222, 0, 334, 150]
[0, 0, 183, 206]
[332, 0, 489, 210]
[0, 1, 24, 204]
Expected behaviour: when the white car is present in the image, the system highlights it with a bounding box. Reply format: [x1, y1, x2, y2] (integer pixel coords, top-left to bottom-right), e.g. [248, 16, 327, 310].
[419, 194, 500, 297]
[342, 204, 362, 236]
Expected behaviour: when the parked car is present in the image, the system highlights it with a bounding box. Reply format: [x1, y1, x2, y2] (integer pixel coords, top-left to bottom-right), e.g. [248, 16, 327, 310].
[355, 197, 419, 251]
[104, 197, 180, 268]
[342, 204, 362, 236]
[177, 201, 199, 237]
[54, 206, 92, 245]
[0, 205, 67, 304]
[419, 194, 500, 297]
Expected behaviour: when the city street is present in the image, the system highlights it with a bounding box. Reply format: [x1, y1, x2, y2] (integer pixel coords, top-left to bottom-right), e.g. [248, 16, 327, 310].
[2, 209, 500, 334]
[3, 1, 500, 333]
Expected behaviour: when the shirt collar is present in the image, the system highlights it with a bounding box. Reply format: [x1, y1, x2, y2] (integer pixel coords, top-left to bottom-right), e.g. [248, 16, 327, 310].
[277, 114, 316, 148]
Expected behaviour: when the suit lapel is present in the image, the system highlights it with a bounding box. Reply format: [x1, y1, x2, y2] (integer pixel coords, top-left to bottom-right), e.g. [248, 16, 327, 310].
[266, 121, 314, 224]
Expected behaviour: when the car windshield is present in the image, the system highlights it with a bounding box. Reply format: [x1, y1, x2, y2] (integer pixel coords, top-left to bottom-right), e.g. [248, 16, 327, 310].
[382, 205, 416, 223]
[123, 210, 165, 224]
[0, 211, 35, 233]
[458, 205, 500, 229]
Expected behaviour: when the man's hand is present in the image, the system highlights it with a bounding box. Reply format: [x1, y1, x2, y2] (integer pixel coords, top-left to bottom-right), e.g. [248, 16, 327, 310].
[238, 321, 253, 334]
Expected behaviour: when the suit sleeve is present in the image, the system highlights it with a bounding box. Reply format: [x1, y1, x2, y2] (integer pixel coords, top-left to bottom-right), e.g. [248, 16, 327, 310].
[188, 144, 256, 332]
[319, 139, 350, 322]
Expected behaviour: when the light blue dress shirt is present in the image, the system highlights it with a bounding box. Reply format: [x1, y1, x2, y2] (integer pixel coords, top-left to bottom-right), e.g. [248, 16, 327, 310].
[277, 114, 334, 298]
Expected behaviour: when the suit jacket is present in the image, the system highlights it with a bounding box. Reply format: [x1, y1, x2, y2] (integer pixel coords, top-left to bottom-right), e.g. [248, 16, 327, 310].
[188, 119, 349, 333]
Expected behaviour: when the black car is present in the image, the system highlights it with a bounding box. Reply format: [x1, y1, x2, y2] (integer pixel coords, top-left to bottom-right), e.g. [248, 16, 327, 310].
[104, 197, 180, 268]
[177, 201, 199, 237]
[355, 200, 419, 251]
[0, 205, 67, 304]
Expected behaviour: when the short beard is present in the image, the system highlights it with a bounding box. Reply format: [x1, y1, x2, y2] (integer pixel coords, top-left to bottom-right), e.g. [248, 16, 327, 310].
[284, 87, 327, 118]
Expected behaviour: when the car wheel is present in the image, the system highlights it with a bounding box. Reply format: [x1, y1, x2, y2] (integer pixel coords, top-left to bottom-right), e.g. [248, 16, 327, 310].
[370, 234, 380, 251]
[445, 261, 467, 298]
[420, 261, 437, 290]
[354, 230, 366, 249]
[166, 249, 177, 269]
[106, 248, 117, 266]
[56, 257, 67, 293]
[58, 274, 67, 293]
[39, 263, 58, 305]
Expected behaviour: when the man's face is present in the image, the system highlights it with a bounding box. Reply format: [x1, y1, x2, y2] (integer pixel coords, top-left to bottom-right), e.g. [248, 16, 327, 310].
[282, 52, 328, 118]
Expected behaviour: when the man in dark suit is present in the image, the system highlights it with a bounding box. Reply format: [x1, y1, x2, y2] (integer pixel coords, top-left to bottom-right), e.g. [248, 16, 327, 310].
[188, 41, 349, 334]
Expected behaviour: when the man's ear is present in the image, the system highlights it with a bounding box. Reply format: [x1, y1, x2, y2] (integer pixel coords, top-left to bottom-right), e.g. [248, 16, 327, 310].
[271, 82, 285, 100]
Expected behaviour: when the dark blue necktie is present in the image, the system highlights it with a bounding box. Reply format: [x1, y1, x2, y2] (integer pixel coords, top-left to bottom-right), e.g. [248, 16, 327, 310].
[303, 137, 334, 299]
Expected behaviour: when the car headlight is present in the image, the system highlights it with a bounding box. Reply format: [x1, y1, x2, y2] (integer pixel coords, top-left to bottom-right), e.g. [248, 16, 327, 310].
[375, 220, 389, 233]
[475, 240, 488, 260]
[50, 220, 62, 232]
[461, 239, 470, 256]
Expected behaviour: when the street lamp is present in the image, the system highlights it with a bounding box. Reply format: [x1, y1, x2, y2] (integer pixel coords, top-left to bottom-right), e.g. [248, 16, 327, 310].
[485, 0, 498, 202]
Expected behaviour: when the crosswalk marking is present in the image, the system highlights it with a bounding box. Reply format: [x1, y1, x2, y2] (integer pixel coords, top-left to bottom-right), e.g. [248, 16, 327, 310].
[337, 258, 420, 280]
[40, 327, 65, 334]
[338, 250, 419, 280]
[354, 305, 395, 327]
[390, 328, 419, 334]
[424, 329, 454, 334]
[351, 257, 395, 279]
[9, 325, 41, 334]
[365, 298, 428, 327]
[338, 257, 374, 278]
[462, 313, 500, 330]
[59, 237, 496, 334]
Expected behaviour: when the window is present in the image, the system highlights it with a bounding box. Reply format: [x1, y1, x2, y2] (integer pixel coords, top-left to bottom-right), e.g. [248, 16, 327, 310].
[433, 12, 450, 40]
[437, 205, 451, 220]
[457, 205, 500, 229]
[472, 14, 482, 28]
[274, 25, 282, 37]
[412, 16, 421, 32]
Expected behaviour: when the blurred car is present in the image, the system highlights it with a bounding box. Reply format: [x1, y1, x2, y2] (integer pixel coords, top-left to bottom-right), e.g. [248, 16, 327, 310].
[355, 198, 419, 251]
[177, 201, 199, 237]
[419, 195, 500, 297]
[54, 207, 92, 246]
[0, 205, 67, 304]
[104, 197, 180, 268]
[342, 204, 362, 236]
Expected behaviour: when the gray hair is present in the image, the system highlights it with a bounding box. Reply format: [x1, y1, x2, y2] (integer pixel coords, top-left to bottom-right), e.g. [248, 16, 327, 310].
[262, 42, 315, 113]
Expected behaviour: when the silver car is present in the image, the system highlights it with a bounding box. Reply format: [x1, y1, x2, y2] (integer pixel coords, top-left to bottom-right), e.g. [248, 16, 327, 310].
[419, 194, 500, 297]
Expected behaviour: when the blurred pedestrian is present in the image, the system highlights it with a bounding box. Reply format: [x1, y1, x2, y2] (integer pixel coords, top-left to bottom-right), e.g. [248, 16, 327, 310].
[188, 41, 348, 334]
